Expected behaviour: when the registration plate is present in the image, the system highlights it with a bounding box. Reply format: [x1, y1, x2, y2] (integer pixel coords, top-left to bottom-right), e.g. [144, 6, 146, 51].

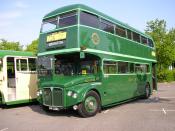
[46, 31, 67, 43]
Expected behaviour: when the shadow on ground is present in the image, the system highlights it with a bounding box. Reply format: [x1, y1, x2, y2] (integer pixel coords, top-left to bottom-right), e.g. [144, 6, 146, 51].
[129, 96, 173, 105]
[102, 96, 174, 111]
[0, 102, 38, 109]
[29, 104, 80, 118]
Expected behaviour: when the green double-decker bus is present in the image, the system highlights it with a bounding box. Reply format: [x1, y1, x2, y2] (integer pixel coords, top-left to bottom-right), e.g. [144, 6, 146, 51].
[37, 4, 157, 117]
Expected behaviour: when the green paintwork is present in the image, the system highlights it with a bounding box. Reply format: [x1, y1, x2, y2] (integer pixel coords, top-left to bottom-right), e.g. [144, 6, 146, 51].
[5, 98, 37, 105]
[38, 4, 157, 110]
[39, 75, 97, 88]
[0, 50, 34, 58]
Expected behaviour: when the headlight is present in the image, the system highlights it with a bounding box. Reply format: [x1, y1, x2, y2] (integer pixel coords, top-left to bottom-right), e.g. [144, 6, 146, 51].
[37, 91, 40, 96]
[67, 91, 77, 98]
[37, 89, 42, 96]
[67, 91, 73, 96]
[39, 90, 42, 94]
[72, 93, 77, 99]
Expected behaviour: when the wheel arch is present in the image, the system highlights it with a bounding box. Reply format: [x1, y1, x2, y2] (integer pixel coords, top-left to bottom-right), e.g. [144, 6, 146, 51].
[89, 89, 101, 103]
[78, 86, 102, 104]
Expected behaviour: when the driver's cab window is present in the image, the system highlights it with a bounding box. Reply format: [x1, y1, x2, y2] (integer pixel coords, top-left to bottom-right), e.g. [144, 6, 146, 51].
[80, 61, 99, 75]
[54, 53, 100, 76]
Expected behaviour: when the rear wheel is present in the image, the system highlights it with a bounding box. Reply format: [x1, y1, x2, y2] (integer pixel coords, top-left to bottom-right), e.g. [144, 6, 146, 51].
[78, 91, 101, 117]
[144, 84, 151, 99]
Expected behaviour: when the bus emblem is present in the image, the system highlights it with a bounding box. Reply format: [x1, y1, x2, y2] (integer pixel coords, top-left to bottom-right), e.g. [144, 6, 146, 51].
[91, 33, 100, 45]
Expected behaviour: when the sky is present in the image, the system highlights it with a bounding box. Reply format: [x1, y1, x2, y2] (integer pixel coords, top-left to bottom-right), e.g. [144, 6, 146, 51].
[0, 0, 175, 46]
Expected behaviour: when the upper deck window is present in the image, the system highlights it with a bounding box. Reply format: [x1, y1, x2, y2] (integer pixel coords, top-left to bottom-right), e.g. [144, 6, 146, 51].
[100, 19, 114, 34]
[59, 11, 77, 27]
[148, 39, 154, 47]
[133, 32, 140, 43]
[80, 11, 99, 28]
[41, 11, 77, 33]
[141, 36, 148, 45]
[127, 29, 132, 39]
[116, 26, 126, 38]
[42, 17, 57, 32]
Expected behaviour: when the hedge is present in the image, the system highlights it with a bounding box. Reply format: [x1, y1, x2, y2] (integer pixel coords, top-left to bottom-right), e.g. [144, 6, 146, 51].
[157, 69, 175, 82]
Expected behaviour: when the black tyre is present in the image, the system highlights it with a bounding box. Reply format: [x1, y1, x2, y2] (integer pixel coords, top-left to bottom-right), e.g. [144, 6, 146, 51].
[78, 91, 101, 117]
[144, 84, 151, 99]
[41, 105, 51, 112]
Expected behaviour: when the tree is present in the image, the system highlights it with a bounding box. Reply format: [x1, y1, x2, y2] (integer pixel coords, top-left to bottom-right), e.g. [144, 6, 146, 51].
[26, 39, 38, 54]
[145, 19, 175, 70]
[0, 39, 23, 51]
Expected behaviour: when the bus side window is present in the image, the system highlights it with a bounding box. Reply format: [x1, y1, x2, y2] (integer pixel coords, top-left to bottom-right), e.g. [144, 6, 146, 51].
[127, 29, 132, 39]
[29, 58, 36, 71]
[80, 11, 99, 28]
[148, 39, 154, 47]
[141, 36, 148, 45]
[21, 59, 27, 71]
[135, 64, 141, 73]
[133, 32, 140, 43]
[103, 61, 117, 74]
[129, 63, 134, 73]
[135, 64, 148, 73]
[16, 59, 28, 71]
[59, 11, 77, 27]
[146, 64, 150, 73]
[16, 59, 20, 71]
[118, 62, 128, 73]
[100, 19, 114, 34]
[116, 26, 126, 38]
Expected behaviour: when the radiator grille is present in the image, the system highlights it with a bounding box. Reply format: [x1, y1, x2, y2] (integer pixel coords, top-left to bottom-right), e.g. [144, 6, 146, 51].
[43, 87, 63, 107]
[52, 88, 63, 106]
[43, 88, 52, 106]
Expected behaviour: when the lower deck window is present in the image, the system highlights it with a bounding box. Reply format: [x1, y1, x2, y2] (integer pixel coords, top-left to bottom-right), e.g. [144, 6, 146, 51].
[103, 61, 117, 74]
[135, 64, 149, 73]
[118, 62, 128, 73]
[103, 60, 150, 74]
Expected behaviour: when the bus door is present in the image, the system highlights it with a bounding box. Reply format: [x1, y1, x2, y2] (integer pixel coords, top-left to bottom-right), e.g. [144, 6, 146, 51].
[152, 63, 157, 90]
[0, 58, 4, 103]
[15, 58, 30, 101]
[6, 57, 16, 101]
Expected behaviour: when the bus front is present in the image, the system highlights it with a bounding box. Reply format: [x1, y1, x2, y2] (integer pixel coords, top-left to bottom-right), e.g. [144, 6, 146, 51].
[37, 7, 101, 114]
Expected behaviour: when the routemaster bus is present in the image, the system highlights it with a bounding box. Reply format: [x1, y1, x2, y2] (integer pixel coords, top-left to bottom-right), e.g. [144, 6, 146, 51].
[37, 4, 157, 117]
[0, 50, 37, 105]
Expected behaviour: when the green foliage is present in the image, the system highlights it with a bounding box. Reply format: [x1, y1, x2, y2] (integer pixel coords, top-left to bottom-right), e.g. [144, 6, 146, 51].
[145, 19, 175, 69]
[145, 19, 175, 82]
[25, 39, 38, 54]
[0, 39, 23, 51]
[157, 69, 175, 82]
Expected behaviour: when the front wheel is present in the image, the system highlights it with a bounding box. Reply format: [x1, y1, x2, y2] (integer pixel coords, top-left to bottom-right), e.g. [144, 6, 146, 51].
[78, 91, 101, 117]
